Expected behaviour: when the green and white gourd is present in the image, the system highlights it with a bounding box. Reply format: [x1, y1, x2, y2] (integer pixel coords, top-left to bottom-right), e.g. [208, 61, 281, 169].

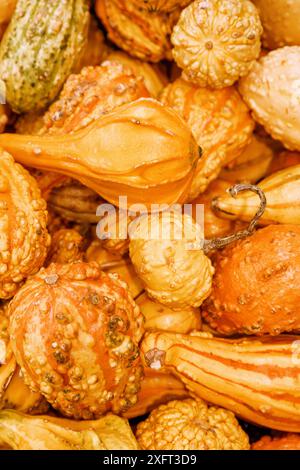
[0, 0, 90, 113]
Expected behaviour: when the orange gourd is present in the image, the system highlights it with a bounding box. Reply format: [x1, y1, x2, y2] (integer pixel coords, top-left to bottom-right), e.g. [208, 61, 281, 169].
[252, 434, 300, 450]
[136, 397, 250, 450]
[8, 262, 144, 419]
[0, 151, 50, 299]
[161, 78, 254, 198]
[0, 99, 199, 208]
[203, 225, 300, 335]
[123, 370, 189, 419]
[141, 331, 300, 432]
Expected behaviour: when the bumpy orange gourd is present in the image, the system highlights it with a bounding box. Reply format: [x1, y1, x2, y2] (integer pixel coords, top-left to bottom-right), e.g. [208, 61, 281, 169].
[0, 151, 50, 299]
[41, 63, 150, 135]
[172, 0, 262, 88]
[9, 262, 144, 419]
[141, 331, 300, 432]
[213, 165, 300, 225]
[45, 229, 84, 266]
[96, 0, 178, 62]
[203, 225, 300, 336]
[252, 434, 300, 450]
[0, 305, 48, 415]
[136, 398, 250, 450]
[106, 51, 168, 98]
[123, 369, 189, 419]
[161, 78, 254, 198]
[0, 99, 199, 208]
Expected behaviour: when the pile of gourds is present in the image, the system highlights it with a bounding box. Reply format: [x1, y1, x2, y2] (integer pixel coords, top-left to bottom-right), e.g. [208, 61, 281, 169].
[0, 0, 300, 451]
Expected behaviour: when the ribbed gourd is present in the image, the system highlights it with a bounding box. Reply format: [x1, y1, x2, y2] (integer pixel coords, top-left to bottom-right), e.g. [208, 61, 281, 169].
[0, 0, 90, 113]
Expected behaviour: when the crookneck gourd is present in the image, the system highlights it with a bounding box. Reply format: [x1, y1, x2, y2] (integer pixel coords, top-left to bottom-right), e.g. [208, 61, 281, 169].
[213, 165, 300, 225]
[141, 331, 300, 432]
[0, 0, 90, 113]
[8, 262, 144, 420]
[0, 98, 199, 208]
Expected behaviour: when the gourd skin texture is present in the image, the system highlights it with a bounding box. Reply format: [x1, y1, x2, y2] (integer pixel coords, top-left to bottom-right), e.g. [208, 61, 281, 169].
[161, 78, 254, 197]
[239, 47, 300, 151]
[203, 225, 300, 336]
[0, 305, 48, 415]
[213, 165, 300, 225]
[0, 99, 199, 208]
[123, 370, 189, 419]
[106, 50, 168, 98]
[171, 0, 262, 88]
[141, 331, 300, 432]
[129, 211, 214, 308]
[0, 151, 50, 299]
[252, 434, 300, 451]
[132, 0, 191, 12]
[0, 410, 139, 450]
[96, 0, 178, 62]
[0, 0, 90, 113]
[252, 0, 300, 49]
[9, 262, 144, 420]
[136, 398, 250, 450]
[45, 229, 84, 266]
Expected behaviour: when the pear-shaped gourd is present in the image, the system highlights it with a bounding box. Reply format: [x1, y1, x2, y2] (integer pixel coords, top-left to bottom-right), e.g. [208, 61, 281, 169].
[0, 99, 200, 208]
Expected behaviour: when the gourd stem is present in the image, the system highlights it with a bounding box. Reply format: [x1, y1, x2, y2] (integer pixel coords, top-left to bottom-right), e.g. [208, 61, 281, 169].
[203, 184, 266, 254]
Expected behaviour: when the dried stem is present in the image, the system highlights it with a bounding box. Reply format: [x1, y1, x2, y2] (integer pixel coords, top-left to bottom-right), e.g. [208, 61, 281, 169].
[203, 184, 266, 254]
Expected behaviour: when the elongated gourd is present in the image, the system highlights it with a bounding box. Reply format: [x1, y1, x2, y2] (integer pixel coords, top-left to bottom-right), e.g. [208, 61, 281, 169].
[213, 165, 300, 225]
[141, 331, 300, 432]
[0, 0, 90, 113]
[0, 98, 199, 208]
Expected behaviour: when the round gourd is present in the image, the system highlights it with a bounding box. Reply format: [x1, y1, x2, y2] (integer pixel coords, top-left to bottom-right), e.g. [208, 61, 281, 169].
[96, 0, 178, 62]
[9, 262, 144, 419]
[252, 434, 300, 450]
[136, 398, 250, 450]
[171, 0, 262, 88]
[203, 225, 300, 335]
[239, 47, 300, 151]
